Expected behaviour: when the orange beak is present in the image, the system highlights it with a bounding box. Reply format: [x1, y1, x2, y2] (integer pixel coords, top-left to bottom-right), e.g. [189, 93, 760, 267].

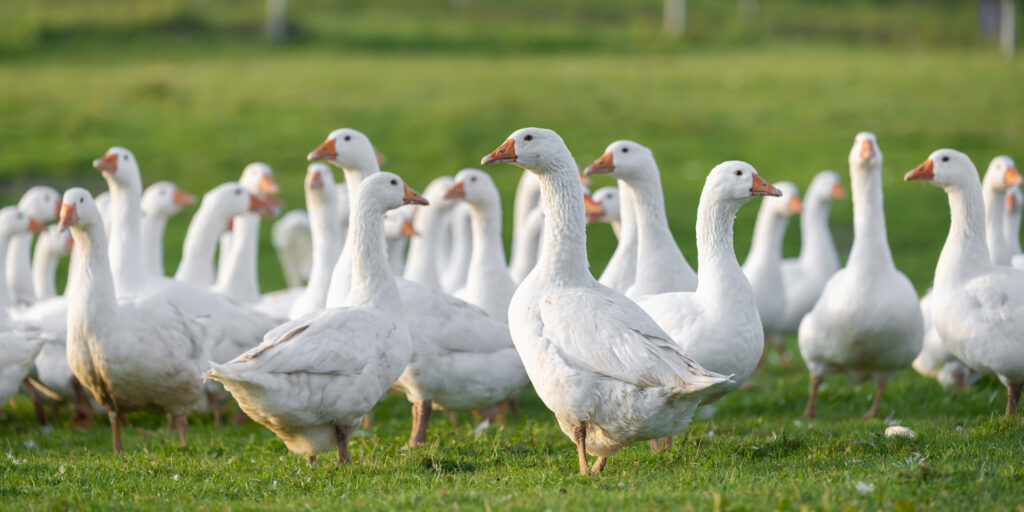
[750, 174, 782, 197]
[173, 188, 196, 206]
[584, 151, 615, 175]
[93, 152, 117, 173]
[1007, 192, 1018, 210]
[258, 174, 280, 196]
[403, 184, 429, 206]
[28, 218, 46, 234]
[226, 218, 234, 232]
[580, 172, 591, 187]
[308, 138, 338, 162]
[481, 138, 517, 165]
[859, 139, 875, 162]
[830, 183, 847, 200]
[401, 219, 417, 237]
[788, 195, 803, 214]
[444, 181, 466, 200]
[904, 159, 934, 181]
[58, 203, 78, 231]
[308, 169, 324, 189]
[54, 199, 62, 218]
[1005, 166, 1022, 187]
[249, 194, 281, 217]
[583, 194, 604, 224]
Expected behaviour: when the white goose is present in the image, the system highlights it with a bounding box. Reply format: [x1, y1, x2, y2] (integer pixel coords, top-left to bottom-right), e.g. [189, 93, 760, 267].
[445, 168, 517, 322]
[59, 188, 208, 452]
[309, 129, 529, 446]
[584, 141, 697, 297]
[6, 186, 60, 305]
[1006, 185, 1024, 269]
[206, 173, 421, 464]
[981, 156, 1021, 266]
[482, 128, 728, 475]
[798, 132, 923, 419]
[905, 149, 1024, 415]
[586, 185, 621, 237]
[271, 210, 312, 289]
[141, 181, 195, 277]
[289, 164, 343, 319]
[403, 176, 456, 289]
[0, 207, 46, 408]
[779, 171, 845, 333]
[742, 182, 801, 364]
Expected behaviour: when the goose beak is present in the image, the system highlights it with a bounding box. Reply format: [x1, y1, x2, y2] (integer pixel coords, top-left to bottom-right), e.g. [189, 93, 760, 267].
[481, 138, 517, 165]
[443, 181, 466, 200]
[750, 174, 782, 197]
[173, 188, 196, 206]
[788, 195, 803, 214]
[259, 174, 280, 196]
[54, 199, 62, 218]
[859, 139, 875, 162]
[308, 138, 338, 162]
[580, 172, 592, 187]
[584, 151, 615, 175]
[58, 203, 78, 232]
[28, 218, 46, 234]
[1006, 166, 1022, 187]
[830, 183, 847, 200]
[93, 152, 118, 174]
[226, 218, 234, 232]
[1007, 192, 1018, 210]
[376, 151, 387, 167]
[583, 194, 604, 224]
[403, 184, 429, 205]
[904, 159, 934, 181]
[308, 169, 324, 189]
[401, 219, 418, 237]
[249, 194, 281, 218]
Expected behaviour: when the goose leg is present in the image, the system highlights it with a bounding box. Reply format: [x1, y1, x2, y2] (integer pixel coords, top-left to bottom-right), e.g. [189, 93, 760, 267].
[861, 378, 887, 419]
[408, 400, 431, 447]
[208, 392, 223, 429]
[572, 423, 588, 476]
[477, 405, 499, 424]
[590, 456, 607, 475]
[803, 375, 822, 419]
[446, 410, 458, 426]
[308, 455, 317, 465]
[1006, 383, 1022, 416]
[650, 435, 673, 452]
[22, 379, 47, 426]
[649, 439, 660, 452]
[773, 335, 791, 369]
[165, 414, 173, 435]
[109, 411, 123, 453]
[336, 426, 352, 464]
[70, 377, 95, 428]
[173, 414, 188, 447]
[361, 412, 372, 428]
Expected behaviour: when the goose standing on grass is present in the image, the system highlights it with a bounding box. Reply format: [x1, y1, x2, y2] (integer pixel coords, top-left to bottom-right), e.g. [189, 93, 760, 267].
[403, 176, 457, 289]
[309, 129, 529, 447]
[141, 181, 195, 278]
[289, 164, 342, 319]
[272, 210, 312, 289]
[779, 171, 845, 333]
[905, 150, 1024, 415]
[215, 163, 281, 303]
[798, 132, 923, 419]
[7, 186, 60, 305]
[59, 189, 207, 452]
[586, 186, 622, 237]
[742, 182, 802, 366]
[482, 128, 729, 475]
[981, 156, 1021, 266]
[445, 168, 517, 322]
[1006, 185, 1024, 269]
[206, 172, 423, 464]
[584, 141, 697, 297]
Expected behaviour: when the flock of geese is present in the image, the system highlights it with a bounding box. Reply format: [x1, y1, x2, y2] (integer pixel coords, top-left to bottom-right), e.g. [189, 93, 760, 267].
[0, 127, 1021, 475]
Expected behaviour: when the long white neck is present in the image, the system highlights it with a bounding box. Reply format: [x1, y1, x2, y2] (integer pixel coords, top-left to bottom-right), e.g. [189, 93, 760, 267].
[443, 205, 473, 291]
[66, 221, 122, 356]
[465, 198, 509, 286]
[347, 199, 401, 311]
[324, 165, 379, 308]
[798, 196, 839, 274]
[141, 213, 169, 277]
[983, 187, 1010, 265]
[533, 159, 591, 286]
[1005, 206, 1023, 256]
[6, 234, 35, 304]
[846, 165, 894, 270]
[510, 171, 540, 278]
[31, 240, 60, 300]
[301, 188, 342, 310]
[214, 213, 261, 302]
[745, 203, 788, 269]
[622, 171, 695, 291]
[598, 182, 637, 290]
[175, 203, 227, 286]
[935, 182, 991, 289]
[695, 195, 750, 313]
[107, 177, 149, 295]
[0, 235, 12, 309]
[403, 204, 450, 288]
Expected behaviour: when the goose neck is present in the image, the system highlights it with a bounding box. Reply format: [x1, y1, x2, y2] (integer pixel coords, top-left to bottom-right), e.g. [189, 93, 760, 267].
[31, 241, 59, 300]
[621, 174, 673, 258]
[107, 180, 148, 294]
[746, 203, 788, 267]
[0, 236, 11, 308]
[467, 199, 508, 280]
[141, 213, 168, 276]
[535, 160, 591, 284]
[695, 196, 748, 309]
[346, 200, 400, 310]
[798, 197, 838, 269]
[305, 191, 342, 303]
[175, 203, 226, 286]
[67, 223, 121, 340]
[847, 165, 894, 268]
[983, 187, 1009, 264]
[214, 213, 261, 302]
[403, 204, 448, 287]
[1005, 208, 1023, 255]
[936, 182, 991, 288]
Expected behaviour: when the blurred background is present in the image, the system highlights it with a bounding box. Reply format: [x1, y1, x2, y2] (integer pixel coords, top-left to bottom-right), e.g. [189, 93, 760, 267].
[1, 0, 1021, 291]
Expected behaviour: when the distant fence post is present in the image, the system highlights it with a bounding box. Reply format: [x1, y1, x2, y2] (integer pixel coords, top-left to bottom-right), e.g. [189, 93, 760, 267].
[1001, 0, 1016, 58]
[266, 0, 289, 42]
[664, 0, 687, 37]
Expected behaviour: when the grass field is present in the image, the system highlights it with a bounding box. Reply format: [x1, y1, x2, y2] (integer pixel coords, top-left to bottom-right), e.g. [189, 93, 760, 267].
[2, 1, 1024, 510]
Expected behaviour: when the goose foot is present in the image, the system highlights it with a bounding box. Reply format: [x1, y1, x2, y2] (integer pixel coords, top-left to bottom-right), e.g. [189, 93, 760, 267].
[573, 423, 588, 476]
[336, 426, 352, 464]
[308, 455, 317, 465]
[476, 406, 499, 424]
[22, 379, 47, 426]
[861, 379, 887, 420]
[497, 397, 520, 423]
[408, 400, 431, 447]
[361, 412, 372, 429]
[803, 375, 822, 419]
[1006, 383, 1021, 416]
[109, 411, 124, 453]
[69, 377, 95, 429]
[590, 456, 607, 475]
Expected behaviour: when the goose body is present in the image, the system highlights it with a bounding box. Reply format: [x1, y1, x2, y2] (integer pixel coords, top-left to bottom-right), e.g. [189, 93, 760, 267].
[0, 207, 47, 405]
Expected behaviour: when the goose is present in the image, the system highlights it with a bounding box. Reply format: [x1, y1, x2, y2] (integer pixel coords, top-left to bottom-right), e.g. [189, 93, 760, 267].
[1006, 185, 1024, 269]
[309, 129, 529, 446]
[439, 203, 473, 294]
[215, 163, 281, 304]
[288, 164, 343, 319]
[905, 149, 1024, 415]
[206, 172, 423, 464]
[587, 186, 621, 237]
[384, 205, 416, 275]
[141, 181, 195, 277]
[0, 207, 46, 410]
[403, 176, 457, 289]
[271, 210, 312, 289]
[981, 156, 1021, 266]
[742, 182, 802, 365]
[445, 168, 516, 322]
[58, 188, 208, 451]
[509, 171, 542, 283]
[6, 186, 60, 305]
[779, 171, 845, 333]
[798, 132, 923, 419]
[32, 226, 73, 301]
[584, 141, 697, 297]
[481, 127, 728, 475]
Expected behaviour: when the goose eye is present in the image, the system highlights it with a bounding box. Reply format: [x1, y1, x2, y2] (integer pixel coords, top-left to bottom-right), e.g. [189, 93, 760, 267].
[524, 134, 533, 141]
[122, 155, 127, 161]
[343, 135, 351, 141]
[734, 170, 743, 176]
[622, 147, 629, 153]
[79, 198, 84, 204]
[235, 189, 242, 195]
[470, 177, 477, 182]
[390, 179, 398, 186]
[941, 156, 949, 162]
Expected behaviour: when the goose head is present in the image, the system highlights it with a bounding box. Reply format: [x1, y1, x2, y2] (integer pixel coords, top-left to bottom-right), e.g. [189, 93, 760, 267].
[444, 168, 500, 207]
[1007, 185, 1023, 214]
[481, 127, 572, 175]
[582, 140, 657, 182]
[0, 206, 46, 239]
[305, 162, 338, 199]
[356, 172, 429, 216]
[981, 156, 1021, 194]
[805, 170, 845, 205]
[704, 161, 782, 204]
[93, 146, 142, 190]
[240, 162, 280, 197]
[308, 128, 381, 176]
[18, 186, 61, 223]
[142, 181, 195, 219]
[586, 186, 620, 225]
[202, 182, 278, 221]
[384, 206, 417, 239]
[38, 225, 73, 256]
[849, 132, 882, 172]
[57, 188, 103, 233]
[904, 149, 979, 189]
